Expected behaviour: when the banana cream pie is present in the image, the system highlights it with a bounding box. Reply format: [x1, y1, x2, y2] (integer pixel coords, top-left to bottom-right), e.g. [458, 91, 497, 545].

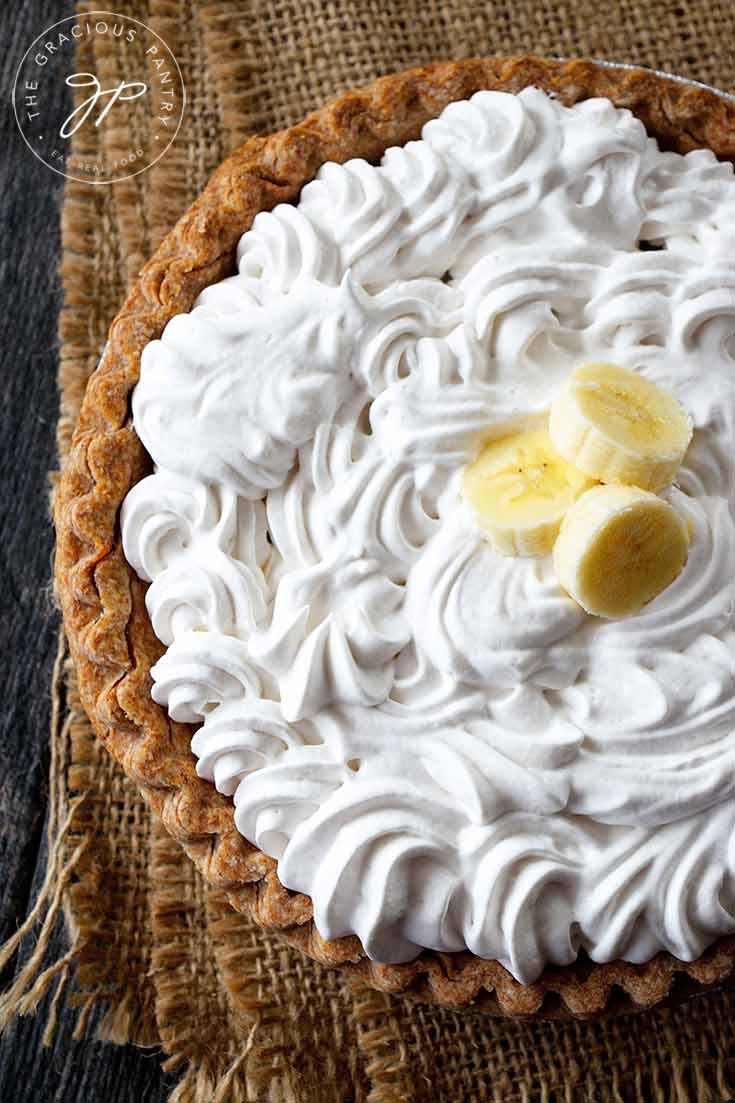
[56, 58, 735, 1014]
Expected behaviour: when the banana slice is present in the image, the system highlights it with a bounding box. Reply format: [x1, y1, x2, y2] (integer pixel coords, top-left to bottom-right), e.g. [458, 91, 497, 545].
[553, 484, 690, 618]
[549, 363, 692, 492]
[462, 424, 595, 557]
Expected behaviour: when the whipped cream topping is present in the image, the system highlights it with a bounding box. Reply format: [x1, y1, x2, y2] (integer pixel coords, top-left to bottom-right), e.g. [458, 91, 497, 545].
[122, 88, 735, 983]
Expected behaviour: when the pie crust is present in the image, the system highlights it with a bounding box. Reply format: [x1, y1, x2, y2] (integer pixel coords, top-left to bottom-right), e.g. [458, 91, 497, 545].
[54, 56, 735, 1016]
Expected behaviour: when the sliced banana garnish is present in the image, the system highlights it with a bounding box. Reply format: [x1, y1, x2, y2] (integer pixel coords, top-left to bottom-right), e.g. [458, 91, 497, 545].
[553, 484, 690, 618]
[462, 424, 595, 557]
[549, 363, 693, 492]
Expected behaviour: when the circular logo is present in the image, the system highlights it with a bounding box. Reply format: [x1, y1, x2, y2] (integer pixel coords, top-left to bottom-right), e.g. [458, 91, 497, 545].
[13, 11, 185, 185]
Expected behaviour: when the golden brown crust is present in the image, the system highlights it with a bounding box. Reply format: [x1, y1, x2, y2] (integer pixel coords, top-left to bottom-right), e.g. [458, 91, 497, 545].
[54, 56, 735, 1016]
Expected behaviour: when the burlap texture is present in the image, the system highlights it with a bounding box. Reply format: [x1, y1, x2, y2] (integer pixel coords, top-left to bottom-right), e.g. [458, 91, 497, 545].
[4, 1, 735, 1099]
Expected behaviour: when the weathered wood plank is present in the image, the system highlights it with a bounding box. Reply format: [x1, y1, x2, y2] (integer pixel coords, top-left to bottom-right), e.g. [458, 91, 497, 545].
[0, 937, 175, 1103]
[0, 0, 69, 953]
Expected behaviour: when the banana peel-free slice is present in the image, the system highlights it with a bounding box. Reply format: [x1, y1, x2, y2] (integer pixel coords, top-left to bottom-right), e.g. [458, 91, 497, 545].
[549, 363, 692, 492]
[462, 425, 594, 557]
[553, 483, 690, 618]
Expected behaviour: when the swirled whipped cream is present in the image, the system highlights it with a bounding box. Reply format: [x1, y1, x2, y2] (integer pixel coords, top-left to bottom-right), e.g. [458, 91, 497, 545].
[122, 88, 735, 983]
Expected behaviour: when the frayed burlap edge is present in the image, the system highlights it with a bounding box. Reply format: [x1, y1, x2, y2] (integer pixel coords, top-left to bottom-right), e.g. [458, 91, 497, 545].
[0, 634, 86, 1044]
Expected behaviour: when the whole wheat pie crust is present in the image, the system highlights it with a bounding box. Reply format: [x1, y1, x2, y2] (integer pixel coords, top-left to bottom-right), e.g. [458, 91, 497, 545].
[54, 56, 735, 1016]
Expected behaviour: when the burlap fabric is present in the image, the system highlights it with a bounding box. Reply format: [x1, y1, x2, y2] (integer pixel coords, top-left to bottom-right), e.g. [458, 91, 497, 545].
[2, 1, 735, 1099]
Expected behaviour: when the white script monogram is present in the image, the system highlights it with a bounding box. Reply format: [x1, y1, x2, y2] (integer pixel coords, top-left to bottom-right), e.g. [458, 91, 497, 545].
[60, 72, 147, 137]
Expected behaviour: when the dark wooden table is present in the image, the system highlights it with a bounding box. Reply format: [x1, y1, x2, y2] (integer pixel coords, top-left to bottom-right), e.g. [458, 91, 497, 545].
[0, 2, 174, 1097]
